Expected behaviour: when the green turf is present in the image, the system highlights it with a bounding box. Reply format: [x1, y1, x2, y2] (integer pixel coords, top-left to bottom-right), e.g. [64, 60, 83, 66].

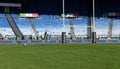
[0, 43, 120, 69]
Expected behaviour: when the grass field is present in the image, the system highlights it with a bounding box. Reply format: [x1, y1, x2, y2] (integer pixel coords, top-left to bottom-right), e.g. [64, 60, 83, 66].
[0, 43, 120, 69]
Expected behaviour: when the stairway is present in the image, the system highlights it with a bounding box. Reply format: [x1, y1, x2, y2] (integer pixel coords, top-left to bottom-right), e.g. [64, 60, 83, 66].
[5, 13, 24, 40]
[107, 18, 113, 39]
[29, 18, 39, 39]
[69, 18, 77, 40]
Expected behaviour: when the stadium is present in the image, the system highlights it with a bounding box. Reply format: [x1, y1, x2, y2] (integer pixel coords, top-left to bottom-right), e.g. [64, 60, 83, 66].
[0, 0, 120, 69]
[0, 0, 120, 43]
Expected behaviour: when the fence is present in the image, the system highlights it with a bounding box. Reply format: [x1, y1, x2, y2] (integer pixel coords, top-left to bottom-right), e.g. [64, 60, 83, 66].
[0, 39, 120, 44]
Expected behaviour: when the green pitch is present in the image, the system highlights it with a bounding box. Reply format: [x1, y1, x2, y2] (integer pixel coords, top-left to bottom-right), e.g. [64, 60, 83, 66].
[0, 43, 120, 69]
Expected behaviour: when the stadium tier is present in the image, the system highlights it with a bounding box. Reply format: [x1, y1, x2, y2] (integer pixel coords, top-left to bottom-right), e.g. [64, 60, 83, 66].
[13, 17, 34, 35]
[32, 15, 63, 35]
[112, 19, 120, 36]
[1, 13, 120, 39]
[72, 17, 88, 36]
[0, 17, 15, 38]
[95, 18, 110, 37]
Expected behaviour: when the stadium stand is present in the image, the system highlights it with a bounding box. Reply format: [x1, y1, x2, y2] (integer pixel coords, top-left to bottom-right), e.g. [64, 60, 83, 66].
[95, 18, 110, 38]
[13, 17, 34, 36]
[0, 15, 15, 38]
[32, 15, 63, 35]
[112, 19, 120, 36]
[72, 17, 88, 36]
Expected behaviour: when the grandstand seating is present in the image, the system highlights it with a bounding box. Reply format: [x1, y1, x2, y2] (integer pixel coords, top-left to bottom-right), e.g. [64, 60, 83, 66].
[0, 17, 15, 37]
[32, 15, 63, 35]
[112, 19, 120, 36]
[64, 17, 88, 36]
[32, 15, 88, 36]
[1, 13, 120, 39]
[95, 18, 110, 37]
[0, 14, 90, 37]
[13, 17, 34, 35]
[72, 17, 88, 36]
